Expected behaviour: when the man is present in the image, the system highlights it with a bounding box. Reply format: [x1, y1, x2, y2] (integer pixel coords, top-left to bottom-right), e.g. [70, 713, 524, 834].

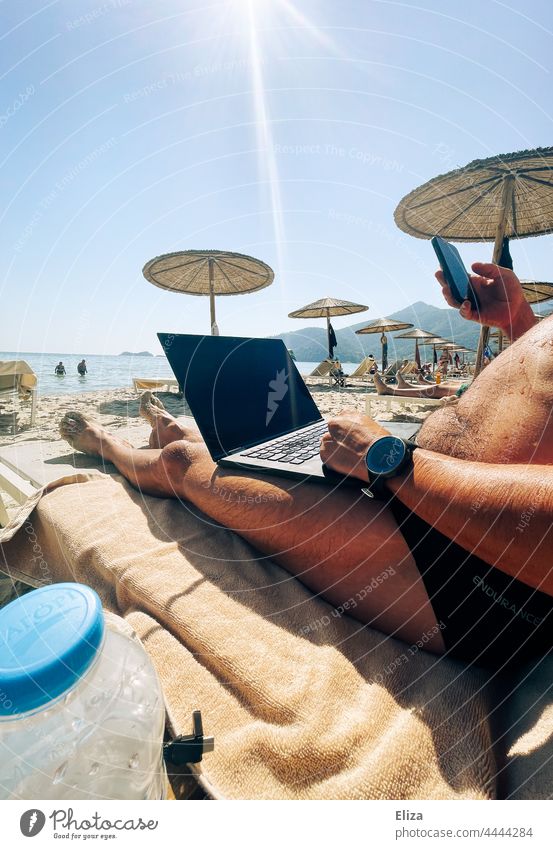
[54, 361, 66, 375]
[59, 263, 553, 669]
[77, 359, 87, 376]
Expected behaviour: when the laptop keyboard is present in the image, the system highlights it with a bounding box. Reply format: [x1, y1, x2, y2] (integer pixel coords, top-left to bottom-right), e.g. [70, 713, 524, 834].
[241, 421, 328, 465]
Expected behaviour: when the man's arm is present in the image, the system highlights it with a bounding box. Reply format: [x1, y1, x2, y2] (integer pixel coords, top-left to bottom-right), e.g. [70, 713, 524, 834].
[320, 414, 553, 595]
[388, 450, 553, 594]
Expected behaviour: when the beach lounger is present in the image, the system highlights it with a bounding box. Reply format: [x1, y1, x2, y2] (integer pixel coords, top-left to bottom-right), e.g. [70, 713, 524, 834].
[132, 377, 180, 392]
[1, 451, 552, 800]
[0, 360, 38, 432]
[349, 356, 377, 380]
[308, 359, 332, 378]
[365, 394, 443, 417]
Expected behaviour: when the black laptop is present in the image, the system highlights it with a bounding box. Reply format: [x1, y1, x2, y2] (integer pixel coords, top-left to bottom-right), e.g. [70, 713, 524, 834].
[158, 333, 328, 479]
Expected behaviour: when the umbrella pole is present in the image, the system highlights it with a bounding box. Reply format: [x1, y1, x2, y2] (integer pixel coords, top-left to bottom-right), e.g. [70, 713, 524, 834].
[474, 175, 516, 376]
[326, 312, 332, 358]
[208, 258, 216, 335]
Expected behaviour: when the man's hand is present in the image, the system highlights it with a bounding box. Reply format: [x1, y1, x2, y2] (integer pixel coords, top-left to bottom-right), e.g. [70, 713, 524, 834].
[436, 262, 536, 340]
[320, 411, 389, 482]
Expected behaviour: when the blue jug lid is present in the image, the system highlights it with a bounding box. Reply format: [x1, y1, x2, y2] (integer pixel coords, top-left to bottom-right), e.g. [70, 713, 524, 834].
[0, 583, 105, 716]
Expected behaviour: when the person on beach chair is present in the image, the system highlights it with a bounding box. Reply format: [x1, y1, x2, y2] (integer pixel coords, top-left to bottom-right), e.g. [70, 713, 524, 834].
[59, 262, 553, 670]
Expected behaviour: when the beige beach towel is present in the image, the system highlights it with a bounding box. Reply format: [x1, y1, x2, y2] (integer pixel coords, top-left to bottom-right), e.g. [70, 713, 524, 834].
[1, 473, 549, 800]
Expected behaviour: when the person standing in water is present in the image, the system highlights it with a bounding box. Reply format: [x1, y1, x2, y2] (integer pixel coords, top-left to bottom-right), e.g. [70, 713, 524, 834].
[77, 359, 87, 376]
[54, 361, 66, 376]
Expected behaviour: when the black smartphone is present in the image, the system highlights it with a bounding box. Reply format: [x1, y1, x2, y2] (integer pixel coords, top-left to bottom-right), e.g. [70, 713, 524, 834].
[431, 236, 479, 311]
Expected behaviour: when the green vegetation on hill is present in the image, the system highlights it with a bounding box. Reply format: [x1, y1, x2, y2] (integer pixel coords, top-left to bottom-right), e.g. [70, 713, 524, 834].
[271, 301, 483, 363]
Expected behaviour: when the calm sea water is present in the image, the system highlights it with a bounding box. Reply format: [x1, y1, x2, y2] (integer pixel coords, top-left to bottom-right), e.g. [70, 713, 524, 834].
[1, 352, 362, 396]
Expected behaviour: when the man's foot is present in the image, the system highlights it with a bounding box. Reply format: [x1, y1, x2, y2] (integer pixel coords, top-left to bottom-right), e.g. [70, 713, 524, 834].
[397, 372, 415, 389]
[139, 391, 202, 449]
[373, 373, 391, 395]
[59, 411, 124, 457]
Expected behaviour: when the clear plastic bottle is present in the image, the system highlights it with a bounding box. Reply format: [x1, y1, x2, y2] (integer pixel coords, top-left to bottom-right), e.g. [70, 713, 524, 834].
[0, 583, 167, 799]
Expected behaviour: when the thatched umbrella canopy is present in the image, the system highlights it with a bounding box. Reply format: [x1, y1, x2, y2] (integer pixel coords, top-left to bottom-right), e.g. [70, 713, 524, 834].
[355, 317, 413, 369]
[289, 296, 368, 358]
[143, 249, 274, 335]
[395, 327, 439, 367]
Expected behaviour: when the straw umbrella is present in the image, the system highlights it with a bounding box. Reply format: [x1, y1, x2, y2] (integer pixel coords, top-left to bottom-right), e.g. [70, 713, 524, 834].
[288, 297, 368, 359]
[395, 327, 440, 369]
[394, 146, 553, 374]
[419, 335, 452, 372]
[143, 249, 274, 335]
[355, 317, 413, 370]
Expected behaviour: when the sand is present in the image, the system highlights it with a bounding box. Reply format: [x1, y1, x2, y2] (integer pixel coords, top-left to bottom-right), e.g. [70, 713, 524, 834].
[0, 380, 439, 448]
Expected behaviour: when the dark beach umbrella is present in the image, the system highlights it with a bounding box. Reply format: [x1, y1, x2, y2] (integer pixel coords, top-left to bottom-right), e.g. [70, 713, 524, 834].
[394, 146, 553, 374]
[143, 249, 274, 335]
[288, 297, 368, 358]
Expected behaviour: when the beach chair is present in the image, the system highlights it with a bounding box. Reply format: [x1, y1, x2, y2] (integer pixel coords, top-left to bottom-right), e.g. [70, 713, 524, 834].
[349, 356, 376, 381]
[0, 421, 156, 528]
[132, 377, 180, 392]
[308, 359, 332, 378]
[2, 428, 553, 800]
[0, 361, 38, 432]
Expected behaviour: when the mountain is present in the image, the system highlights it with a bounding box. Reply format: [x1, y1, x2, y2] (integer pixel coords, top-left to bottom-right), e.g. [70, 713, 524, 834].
[119, 351, 154, 357]
[271, 301, 483, 363]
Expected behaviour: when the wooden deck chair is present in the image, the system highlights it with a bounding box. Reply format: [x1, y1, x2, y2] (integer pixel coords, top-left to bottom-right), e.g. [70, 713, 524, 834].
[349, 356, 376, 380]
[308, 359, 333, 378]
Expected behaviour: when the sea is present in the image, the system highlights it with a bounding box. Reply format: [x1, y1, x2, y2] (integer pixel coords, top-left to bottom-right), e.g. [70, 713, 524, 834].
[1, 352, 362, 396]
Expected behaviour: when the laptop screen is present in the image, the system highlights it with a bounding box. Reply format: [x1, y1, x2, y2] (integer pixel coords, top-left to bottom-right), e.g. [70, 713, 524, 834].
[158, 333, 323, 461]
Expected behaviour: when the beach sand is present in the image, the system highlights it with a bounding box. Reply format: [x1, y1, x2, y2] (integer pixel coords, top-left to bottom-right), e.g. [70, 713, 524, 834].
[0, 380, 438, 448]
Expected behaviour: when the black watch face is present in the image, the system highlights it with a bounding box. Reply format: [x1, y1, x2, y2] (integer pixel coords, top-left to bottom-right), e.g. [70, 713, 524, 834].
[366, 437, 407, 476]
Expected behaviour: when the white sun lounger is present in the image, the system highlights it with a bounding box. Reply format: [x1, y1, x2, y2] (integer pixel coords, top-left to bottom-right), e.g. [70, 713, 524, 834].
[0, 422, 155, 527]
[365, 394, 443, 418]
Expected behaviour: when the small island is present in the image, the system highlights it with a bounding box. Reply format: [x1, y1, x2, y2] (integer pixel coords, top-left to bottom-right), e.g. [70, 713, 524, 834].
[119, 351, 154, 357]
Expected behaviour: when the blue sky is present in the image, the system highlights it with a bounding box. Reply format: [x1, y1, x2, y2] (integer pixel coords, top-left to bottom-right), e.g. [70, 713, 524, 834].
[1, 0, 553, 354]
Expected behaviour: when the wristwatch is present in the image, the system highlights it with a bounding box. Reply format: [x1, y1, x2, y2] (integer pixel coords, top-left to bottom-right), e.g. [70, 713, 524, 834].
[364, 436, 417, 498]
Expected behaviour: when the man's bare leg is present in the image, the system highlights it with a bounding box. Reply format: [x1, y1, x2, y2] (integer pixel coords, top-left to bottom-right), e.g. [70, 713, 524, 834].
[374, 373, 457, 399]
[139, 390, 199, 448]
[59, 410, 445, 652]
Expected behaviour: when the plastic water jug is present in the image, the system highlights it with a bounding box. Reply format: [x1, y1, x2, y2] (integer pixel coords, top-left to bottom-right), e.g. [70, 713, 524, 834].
[0, 583, 167, 799]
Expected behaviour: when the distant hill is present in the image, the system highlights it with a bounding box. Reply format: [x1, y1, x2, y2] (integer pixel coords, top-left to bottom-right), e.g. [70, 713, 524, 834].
[271, 301, 484, 363]
[119, 351, 154, 357]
